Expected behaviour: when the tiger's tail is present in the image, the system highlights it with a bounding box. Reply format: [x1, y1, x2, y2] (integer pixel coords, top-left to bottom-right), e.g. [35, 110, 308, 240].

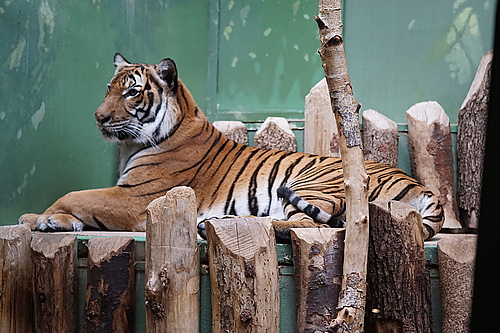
[277, 186, 345, 228]
[277, 186, 444, 240]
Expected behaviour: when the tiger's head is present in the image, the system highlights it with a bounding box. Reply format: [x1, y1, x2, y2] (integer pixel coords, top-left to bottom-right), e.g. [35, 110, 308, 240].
[95, 53, 184, 146]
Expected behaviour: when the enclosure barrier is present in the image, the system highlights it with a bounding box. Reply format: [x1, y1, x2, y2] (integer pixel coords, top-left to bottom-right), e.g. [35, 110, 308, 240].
[0, 50, 490, 332]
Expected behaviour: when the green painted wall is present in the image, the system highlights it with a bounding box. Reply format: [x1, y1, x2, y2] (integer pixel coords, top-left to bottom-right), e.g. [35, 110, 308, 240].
[1, 0, 497, 225]
[1, 0, 209, 225]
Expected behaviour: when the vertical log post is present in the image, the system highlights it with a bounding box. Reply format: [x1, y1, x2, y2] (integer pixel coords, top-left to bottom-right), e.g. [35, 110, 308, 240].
[315, 0, 370, 331]
[457, 50, 492, 229]
[31, 233, 77, 333]
[145, 186, 199, 333]
[205, 217, 280, 333]
[0, 224, 33, 333]
[304, 77, 340, 157]
[406, 101, 461, 230]
[290, 228, 345, 332]
[254, 117, 297, 152]
[84, 237, 135, 333]
[362, 109, 399, 167]
[438, 235, 477, 333]
[365, 201, 433, 333]
[213, 120, 249, 145]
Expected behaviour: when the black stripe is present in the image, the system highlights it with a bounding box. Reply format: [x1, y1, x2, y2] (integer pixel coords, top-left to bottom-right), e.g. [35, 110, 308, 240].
[392, 183, 418, 201]
[223, 149, 261, 214]
[248, 150, 276, 216]
[118, 178, 161, 188]
[122, 162, 160, 176]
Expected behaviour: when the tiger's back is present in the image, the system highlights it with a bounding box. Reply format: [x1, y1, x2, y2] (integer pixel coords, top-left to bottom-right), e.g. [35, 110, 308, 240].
[19, 54, 444, 241]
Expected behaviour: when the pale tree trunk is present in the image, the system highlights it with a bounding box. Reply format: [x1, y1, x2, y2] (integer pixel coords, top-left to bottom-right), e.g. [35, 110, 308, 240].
[315, 0, 370, 331]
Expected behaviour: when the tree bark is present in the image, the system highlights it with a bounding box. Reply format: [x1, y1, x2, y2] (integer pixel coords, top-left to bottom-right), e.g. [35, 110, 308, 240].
[31, 233, 77, 333]
[365, 201, 433, 333]
[84, 237, 135, 333]
[457, 50, 492, 229]
[0, 224, 33, 333]
[254, 117, 297, 152]
[145, 186, 199, 333]
[362, 109, 399, 167]
[315, 0, 370, 331]
[304, 77, 340, 157]
[291, 228, 345, 333]
[406, 101, 461, 230]
[438, 235, 477, 333]
[205, 217, 280, 333]
[213, 120, 249, 145]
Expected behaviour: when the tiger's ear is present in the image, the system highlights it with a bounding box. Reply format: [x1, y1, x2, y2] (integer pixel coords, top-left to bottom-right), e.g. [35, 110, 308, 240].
[157, 58, 178, 92]
[114, 53, 131, 74]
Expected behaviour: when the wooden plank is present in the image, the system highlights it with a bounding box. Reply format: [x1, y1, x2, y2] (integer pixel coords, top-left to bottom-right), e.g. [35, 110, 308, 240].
[145, 186, 199, 333]
[362, 109, 399, 167]
[205, 217, 279, 333]
[31, 233, 77, 333]
[213, 120, 249, 145]
[0, 224, 33, 333]
[290, 228, 345, 332]
[457, 50, 493, 229]
[84, 237, 135, 333]
[304, 77, 340, 157]
[438, 234, 477, 333]
[254, 117, 297, 152]
[365, 201, 433, 333]
[406, 101, 461, 230]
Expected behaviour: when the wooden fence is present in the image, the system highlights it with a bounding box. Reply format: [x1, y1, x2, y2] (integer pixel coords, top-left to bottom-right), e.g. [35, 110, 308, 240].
[0, 51, 490, 333]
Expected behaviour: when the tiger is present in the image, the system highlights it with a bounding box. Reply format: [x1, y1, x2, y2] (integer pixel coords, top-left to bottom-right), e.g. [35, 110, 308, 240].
[19, 54, 444, 242]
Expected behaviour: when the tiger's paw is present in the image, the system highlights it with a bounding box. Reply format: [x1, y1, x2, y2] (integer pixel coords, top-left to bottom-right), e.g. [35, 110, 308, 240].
[18, 213, 41, 230]
[20, 213, 84, 232]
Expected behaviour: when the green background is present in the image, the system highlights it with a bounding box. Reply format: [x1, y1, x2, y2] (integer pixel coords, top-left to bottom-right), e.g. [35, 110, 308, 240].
[1, 0, 496, 225]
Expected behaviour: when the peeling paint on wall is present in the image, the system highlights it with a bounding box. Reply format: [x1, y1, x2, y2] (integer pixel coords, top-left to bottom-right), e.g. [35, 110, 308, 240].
[9, 37, 26, 70]
[31, 102, 46, 130]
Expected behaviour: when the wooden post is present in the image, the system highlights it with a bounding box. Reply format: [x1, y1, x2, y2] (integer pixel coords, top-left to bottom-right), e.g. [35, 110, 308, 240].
[145, 186, 199, 333]
[457, 50, 492, 229]
[362, 109, 399, 167]
[84, 237, 135, 333]
[304, 77, 340, 157]
[253, 117, 297, 151]
[31, 233, 77, 333]
[365, 201, 433, 333]
[315, 0, 370, 331]
[438, 235, 477, 333]
[0, 224, 33, 333]
[290, 228, 345, 332]
[406, 101, 462, 230]
[205, 217, 280, 333]
[213, 120, 249, 145]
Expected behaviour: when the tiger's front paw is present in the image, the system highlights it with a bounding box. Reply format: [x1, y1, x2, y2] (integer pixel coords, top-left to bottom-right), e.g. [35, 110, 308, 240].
[18, 213, 41, 230]
[20, 213, 84, 232]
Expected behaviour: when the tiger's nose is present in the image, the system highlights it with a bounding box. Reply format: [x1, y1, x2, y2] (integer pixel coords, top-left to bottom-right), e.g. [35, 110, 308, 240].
[95, 113, 111, 125]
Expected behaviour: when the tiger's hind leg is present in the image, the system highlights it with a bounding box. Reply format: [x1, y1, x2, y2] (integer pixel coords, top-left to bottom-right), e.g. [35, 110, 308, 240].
[274, 186, 346, 242]
[272, 216, 330, 243]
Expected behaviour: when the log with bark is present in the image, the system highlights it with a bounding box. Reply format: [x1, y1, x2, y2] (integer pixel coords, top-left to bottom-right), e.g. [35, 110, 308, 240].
[254, 117, 297, 152]
[304, 78, 340, 157]
[406, 101, 461, 230]
[205, 217, 280, 333]
[84, 237, 135, 333]
[31, 233, 77, 333]
[362, 109, 399, 167]
[457, 50, 492, 229]
[145, 186, 199, 333]
[291, 228, 345, 332]
[315, 0, 370, 331]
[213, 120, 249, 145]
